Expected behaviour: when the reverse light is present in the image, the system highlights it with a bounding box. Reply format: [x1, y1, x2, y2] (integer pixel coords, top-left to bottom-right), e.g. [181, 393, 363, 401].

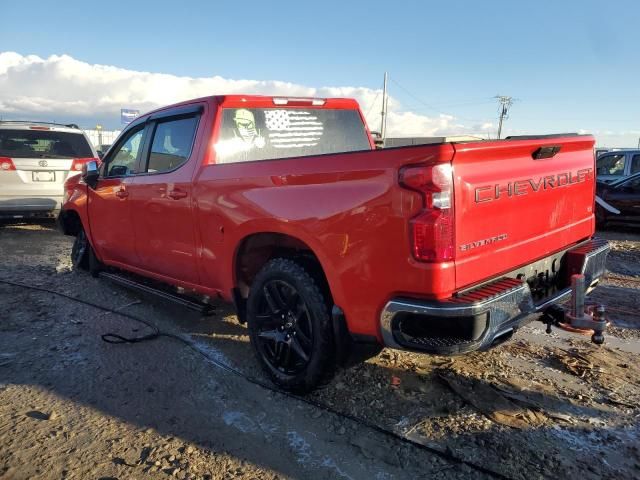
[0, 157, 16, 171]
[399, 163, 455, 262]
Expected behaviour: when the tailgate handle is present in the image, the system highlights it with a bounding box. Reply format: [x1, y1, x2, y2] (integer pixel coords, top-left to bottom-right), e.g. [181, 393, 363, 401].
[532, 145, 561, 160]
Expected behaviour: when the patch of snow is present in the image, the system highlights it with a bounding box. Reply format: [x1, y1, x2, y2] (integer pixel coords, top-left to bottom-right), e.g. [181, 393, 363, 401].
[287, 431, 312, 464]
[184, 335, 233, 368]
[222, 411, 257, 433]
[320, 456, 355, 480]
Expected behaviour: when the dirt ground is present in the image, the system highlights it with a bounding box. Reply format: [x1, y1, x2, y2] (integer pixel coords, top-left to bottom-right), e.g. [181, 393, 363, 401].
[1, 222, 639, 480]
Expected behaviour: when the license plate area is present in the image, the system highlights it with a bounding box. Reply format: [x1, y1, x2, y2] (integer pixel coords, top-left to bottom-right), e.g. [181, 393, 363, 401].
[32, 171, 55, 182]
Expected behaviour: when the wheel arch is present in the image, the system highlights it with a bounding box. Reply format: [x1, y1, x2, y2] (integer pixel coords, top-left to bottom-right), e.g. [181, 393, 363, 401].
[232, 232, 333, 306]
[57, 208, 84, 237]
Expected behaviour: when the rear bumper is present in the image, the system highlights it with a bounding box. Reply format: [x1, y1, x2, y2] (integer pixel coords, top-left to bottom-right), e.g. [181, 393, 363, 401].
[0, 195, 62, 218]
[380, 238, 610, 355]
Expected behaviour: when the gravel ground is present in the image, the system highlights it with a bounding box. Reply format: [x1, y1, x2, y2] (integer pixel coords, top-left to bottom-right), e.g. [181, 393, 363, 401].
[1, 221, 639, 479]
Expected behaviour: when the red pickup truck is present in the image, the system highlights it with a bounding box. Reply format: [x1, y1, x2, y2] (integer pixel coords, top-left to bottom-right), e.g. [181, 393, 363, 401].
[59, 95, 610, 392]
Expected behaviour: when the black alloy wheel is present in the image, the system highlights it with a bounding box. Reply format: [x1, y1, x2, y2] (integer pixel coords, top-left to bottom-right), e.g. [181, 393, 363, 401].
[71, 227, 101, 276]
[254, 279, 314, 375]
[247, 258, 335, 392]
[71, 228, 89, 270]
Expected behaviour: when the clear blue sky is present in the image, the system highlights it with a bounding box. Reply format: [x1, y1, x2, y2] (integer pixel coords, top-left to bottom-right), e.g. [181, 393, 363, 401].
[2, 0, 639, 145]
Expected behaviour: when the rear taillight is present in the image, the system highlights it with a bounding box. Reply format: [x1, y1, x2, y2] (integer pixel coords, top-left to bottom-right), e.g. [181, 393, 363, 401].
[0, 157, 16, 171]
[400, 163, 455, 262]
[70, 157, 98, 172]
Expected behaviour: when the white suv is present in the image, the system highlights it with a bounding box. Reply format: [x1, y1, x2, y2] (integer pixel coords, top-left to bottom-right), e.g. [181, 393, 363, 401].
[0, 121, 97, 219]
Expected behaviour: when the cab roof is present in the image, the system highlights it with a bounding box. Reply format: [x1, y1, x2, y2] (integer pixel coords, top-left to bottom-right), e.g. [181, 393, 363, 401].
[140, 94, 363, 119]
[217, 95, 361, 110]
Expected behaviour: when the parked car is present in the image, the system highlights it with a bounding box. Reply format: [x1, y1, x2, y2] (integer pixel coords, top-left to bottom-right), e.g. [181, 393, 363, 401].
[595, 149, 640, 183]
[0, 121, 98, 218]
[58, 95, 609, 392]
[596, 172, 640, 227]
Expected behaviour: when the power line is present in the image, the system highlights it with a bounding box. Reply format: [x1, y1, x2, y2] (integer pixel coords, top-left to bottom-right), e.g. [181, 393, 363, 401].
[389, 77, 494, 124]
[389, 77, 442, 113]
[364, 90, 381, 120]
[495, 95, 514, 139]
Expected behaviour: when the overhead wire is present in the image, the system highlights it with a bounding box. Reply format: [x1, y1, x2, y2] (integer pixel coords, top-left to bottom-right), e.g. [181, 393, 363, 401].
[364, 90, 381, 120]
[388, 77, 493, 124]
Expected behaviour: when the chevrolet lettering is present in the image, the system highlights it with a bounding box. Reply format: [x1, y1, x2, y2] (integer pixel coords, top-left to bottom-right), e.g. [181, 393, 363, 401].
[475, 168, 594, 203]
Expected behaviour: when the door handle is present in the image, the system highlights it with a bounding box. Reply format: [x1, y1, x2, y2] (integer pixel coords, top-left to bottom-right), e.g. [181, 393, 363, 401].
[168, 189, 188, 200]
[115, 188, 129, 199]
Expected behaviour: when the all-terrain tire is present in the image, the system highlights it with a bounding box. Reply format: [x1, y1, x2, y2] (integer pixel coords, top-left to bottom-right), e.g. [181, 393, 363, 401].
[71, 227, 101, 277]
[247, 258, 335, 393]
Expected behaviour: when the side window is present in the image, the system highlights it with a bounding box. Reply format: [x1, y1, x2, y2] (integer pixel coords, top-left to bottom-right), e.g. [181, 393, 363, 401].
[146, 116, 198, 173]
[596, 154, 626, 176]
[105, 127, 144, 177]
[630, 154, 640, 175]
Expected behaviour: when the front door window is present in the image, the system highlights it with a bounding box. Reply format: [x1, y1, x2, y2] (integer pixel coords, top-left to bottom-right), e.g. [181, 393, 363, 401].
[105, 128, 144, 177]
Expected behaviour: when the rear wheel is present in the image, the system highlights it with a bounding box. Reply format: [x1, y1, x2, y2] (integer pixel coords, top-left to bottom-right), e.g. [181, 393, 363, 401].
[247, 258, 335, 393]
[71, 228, 101, 277]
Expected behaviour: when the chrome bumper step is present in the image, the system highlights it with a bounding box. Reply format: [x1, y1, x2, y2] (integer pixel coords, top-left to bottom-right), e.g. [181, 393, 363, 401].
[380, 237, 611, 354]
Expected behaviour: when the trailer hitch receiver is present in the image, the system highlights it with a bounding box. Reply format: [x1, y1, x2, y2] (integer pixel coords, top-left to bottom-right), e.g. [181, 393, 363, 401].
[541, 274, 607, 345]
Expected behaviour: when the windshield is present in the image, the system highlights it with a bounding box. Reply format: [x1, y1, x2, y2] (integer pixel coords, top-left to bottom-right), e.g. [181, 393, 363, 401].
[0, 129, 94, 158]
[215, 108, 371, 164]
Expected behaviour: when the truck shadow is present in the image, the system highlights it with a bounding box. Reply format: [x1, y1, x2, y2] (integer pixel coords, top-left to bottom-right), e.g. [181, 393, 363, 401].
[1, 267, 639, 479]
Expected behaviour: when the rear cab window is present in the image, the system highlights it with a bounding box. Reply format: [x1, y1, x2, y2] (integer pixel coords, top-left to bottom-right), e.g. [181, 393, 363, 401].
[214, 108, 371, 164]
[0, 129, 93, 159]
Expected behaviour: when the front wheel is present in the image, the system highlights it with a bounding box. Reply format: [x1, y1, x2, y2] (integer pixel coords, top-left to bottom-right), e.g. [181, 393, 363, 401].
[71, 228, 101, 277]
[247, 258, 335, 393]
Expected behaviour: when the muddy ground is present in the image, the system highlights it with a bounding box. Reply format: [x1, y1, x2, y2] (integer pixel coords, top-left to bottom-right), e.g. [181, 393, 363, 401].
[0, 222, 639, 480]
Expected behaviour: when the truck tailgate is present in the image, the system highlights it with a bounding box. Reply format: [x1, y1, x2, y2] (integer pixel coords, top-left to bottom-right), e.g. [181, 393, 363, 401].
[452, 135, 596, 290]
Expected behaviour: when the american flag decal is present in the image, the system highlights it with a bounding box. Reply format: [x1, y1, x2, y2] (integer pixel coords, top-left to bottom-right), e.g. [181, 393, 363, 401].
[264, 110, 324, 148]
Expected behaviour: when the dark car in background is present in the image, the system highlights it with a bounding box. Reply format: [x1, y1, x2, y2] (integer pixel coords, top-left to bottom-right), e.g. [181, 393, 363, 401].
[596, 149, 640, 183]
[596, 172, 640, 227]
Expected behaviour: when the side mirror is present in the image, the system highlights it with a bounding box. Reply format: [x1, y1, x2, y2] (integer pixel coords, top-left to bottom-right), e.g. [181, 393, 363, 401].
[82, 160, 100, 189]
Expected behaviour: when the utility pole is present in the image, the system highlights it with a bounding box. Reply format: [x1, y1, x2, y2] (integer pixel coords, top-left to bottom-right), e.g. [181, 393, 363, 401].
[495, 95, 513, 139]
[96, 124, 103, 147]
[380, 72, 388, 140]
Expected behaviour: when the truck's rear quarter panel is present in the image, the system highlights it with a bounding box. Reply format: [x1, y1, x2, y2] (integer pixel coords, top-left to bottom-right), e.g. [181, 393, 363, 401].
[452, 136, 596, 290]
[194, 144, 455, 337]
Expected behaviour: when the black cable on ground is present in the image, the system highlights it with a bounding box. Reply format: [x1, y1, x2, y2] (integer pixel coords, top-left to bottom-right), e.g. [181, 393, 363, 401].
[0, 277, 513, 480]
